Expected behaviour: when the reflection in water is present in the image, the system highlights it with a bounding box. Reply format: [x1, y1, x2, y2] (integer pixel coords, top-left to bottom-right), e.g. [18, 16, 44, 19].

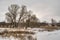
[0, 28, 37, 40]
[0, 36, 20, 40]
[0, 34, 37, 40]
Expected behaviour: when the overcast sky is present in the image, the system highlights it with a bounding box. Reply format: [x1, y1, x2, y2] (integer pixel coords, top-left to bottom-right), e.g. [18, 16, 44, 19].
[0, 0, 60, 22]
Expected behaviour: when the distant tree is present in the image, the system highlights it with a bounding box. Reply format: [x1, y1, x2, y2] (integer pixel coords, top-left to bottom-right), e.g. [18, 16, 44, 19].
[42, 21, 47, 23]
[51, 18, 57, 26]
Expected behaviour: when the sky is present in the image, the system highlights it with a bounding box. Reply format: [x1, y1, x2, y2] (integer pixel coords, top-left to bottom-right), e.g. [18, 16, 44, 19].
[0, 0, 60, 23]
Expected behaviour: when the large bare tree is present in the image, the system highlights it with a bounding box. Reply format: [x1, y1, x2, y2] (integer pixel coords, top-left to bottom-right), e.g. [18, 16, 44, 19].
[5, 4, 20, 27]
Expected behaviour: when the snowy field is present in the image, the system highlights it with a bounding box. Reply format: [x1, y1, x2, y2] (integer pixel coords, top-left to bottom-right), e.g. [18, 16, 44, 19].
[35, 30, 60, 40]
[0, 28, 60, 40]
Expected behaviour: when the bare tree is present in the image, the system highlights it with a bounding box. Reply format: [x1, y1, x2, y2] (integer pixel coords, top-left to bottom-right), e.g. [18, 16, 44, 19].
[51, 18, 57, 26]
[18, 5, 27, 23]
[5, 4, 20, 27]
[17, 5, 32, 27]
[8, 4, 19, 23]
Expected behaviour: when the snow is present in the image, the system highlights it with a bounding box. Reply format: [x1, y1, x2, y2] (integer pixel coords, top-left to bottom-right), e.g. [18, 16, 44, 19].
[27, 28, 45, 33]
[35, 30, 60, 40]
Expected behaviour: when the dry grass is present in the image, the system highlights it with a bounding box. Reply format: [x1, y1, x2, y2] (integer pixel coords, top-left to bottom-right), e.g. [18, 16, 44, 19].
[40, 26, 58, 31]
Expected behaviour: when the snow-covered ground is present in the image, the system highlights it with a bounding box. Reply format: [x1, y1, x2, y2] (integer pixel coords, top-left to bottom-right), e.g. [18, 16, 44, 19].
[35, 30, 60, 40]
[27, 28, 60, 40]
[0, 28, 60, 40]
